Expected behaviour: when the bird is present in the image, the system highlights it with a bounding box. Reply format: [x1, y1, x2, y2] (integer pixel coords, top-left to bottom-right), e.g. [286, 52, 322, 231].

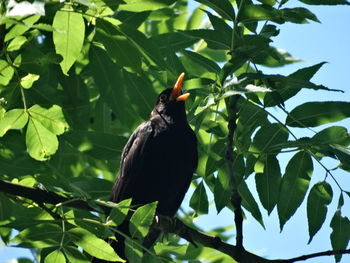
[92, 73, 198, 262]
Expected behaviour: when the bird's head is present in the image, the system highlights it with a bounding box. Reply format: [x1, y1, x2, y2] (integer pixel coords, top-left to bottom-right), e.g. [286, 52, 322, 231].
[152, 73, 190, 121]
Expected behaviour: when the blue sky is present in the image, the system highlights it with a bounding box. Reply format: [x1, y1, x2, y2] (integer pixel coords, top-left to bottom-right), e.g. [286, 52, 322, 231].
[192, 4, 350, 263]
[1, 2, 350, 263]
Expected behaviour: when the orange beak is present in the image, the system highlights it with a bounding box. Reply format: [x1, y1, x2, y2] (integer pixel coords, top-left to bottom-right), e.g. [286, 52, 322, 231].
[170, 73, 190, 101]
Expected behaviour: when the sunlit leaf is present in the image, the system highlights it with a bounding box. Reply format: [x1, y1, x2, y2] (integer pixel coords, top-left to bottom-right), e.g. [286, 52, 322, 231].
[28, 105, 69, 135]
[195, 0, 235, 20]
[26, 117, 58, 161]
[119, 0, 176, 12]
[0, 109, 28, 137]
[68, 227, 124, 261]
[53, 6, 85, 75]
[109, 199, 132, 226]
[44, 249, 66, 263]
[7, 36, 28, 51]
[238, 4, 282, 24]
[0, 60, 14, 85]
[129, 202, 157, 240]
[4, 15, 40, 42]
[20, 74, 40, 89]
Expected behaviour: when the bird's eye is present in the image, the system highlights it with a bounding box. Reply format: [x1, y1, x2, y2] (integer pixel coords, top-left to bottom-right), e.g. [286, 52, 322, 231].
[159, 94, 167, 101]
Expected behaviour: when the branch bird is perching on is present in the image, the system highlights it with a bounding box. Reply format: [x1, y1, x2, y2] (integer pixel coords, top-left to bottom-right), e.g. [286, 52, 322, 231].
[1, 179, 349, 263]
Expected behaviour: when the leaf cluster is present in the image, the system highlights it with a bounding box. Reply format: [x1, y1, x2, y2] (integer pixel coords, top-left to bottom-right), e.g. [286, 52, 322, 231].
[1, 0, 350, 262]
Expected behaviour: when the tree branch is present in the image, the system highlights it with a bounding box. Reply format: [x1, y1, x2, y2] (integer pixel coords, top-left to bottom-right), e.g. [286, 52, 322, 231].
[1, 179, 349, 263]
[225, 96, 244, 251]
[0, 180, 100, 212]
[277, 249, 350, 263]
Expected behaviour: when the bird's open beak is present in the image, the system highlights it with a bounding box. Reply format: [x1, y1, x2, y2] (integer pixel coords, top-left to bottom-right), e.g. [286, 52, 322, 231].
[170, 73, 190, 101]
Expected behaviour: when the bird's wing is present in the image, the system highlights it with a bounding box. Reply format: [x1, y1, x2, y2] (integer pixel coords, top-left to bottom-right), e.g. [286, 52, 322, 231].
[110, 121, 153, 203]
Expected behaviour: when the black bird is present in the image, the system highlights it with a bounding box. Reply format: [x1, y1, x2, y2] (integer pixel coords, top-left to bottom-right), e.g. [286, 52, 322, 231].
[93, 73, 197, 262]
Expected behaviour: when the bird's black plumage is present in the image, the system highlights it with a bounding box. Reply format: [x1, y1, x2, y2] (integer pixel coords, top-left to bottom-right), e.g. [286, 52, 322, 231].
[92, 73, 197, 262]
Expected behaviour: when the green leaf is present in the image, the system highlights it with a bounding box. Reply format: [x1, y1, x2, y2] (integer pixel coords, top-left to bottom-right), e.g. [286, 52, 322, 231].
[181, 29, 230, 50]
[238, 4, 283, 24]
[7, 36, 28, 52]
[286, 101, 350, 127]
[204, 10, 232, 35]
[15, 46, 61, 75]
[63, 131, 126, 160]
[53, 6, 85, 75]
[251, 47, 300, 67]
[44, 249, 66, 263]
[236, 98, 268, 152]
[195, 0, 235, 21]
[68, 227, 124, 262]
[11, 223, 62, 248]
[257, 0, 276, 5]
[238, 180, 265, 228]
[63, 246, 89, 263]
[96, 20, 142, 72]
[330, 145, 350, 170]
[58, 73, 91, 130]
[0, 109, 28, 137]
[125, 239, 143, 263]
[119, 0, 176, 12]
[182, 50, 220, 74]
[190, 181, 209, 215]
[187, 6, 205, 30]
[26, 117, 58, 161]
[89, 46, 152, 126]
[214, 169, 231, 213]
[251, 123, 289, 153]
[20, 73, 40, 89]
[264, 62, 327, 106]
[307, 182, 332, 243]
[129, 202, 157, 240]
[281, 7, 320, 23]
[298, 0, 349, 5]
[330, 211, 350, 262]
[311, 126, 350, 146]
[4, 15, 40, 42]
[109, 199, 132, 226]
[0, 60, 14, 85]
[28, 105, 69, 135]
[255, 155, 281, 215]
[151, 32, 199, 55]
[277, 151, 313, 230]
[117, 24, 168, 70]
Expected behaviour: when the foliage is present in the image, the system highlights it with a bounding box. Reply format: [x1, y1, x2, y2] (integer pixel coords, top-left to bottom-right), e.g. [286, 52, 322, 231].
[0, 0, 350, 262]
